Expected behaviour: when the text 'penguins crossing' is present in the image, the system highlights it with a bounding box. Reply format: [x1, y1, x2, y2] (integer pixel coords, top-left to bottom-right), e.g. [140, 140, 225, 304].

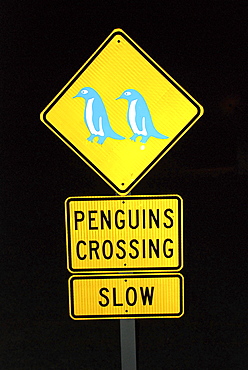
[65, 195, 183, 273]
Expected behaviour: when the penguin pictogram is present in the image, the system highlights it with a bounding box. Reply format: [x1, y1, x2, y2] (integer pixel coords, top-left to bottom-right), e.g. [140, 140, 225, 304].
[116, 89, 169, 143]
[73, 87, 125, 144]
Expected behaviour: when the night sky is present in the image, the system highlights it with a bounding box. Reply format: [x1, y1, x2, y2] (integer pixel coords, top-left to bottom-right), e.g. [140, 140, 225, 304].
[2, 1, 247, 369]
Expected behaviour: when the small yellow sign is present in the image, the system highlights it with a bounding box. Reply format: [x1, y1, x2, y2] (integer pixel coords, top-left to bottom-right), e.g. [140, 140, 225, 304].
[69, 274, 184, 320]
[41, 29, 203, 195]
[65, 195, 183, 273]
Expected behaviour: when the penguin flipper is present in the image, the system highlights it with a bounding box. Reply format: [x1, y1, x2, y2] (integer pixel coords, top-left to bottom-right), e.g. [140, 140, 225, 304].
[105, 126, 125, 141]
[140, 132, 169, 143]
[110, 132, 125, 140]
[101, 116, 125, 141]
[152, 132, 169, 139]
[97, 133, 124, 144]
[97, 132, 125, 144]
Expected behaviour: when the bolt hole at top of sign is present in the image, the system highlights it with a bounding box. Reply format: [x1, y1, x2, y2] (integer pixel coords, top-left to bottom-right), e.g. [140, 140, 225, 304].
[122, 201, 125, 204]
[117, 39, 121, 43]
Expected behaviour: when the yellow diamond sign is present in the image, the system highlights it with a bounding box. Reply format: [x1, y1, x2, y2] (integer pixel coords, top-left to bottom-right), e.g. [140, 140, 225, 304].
[40, 29, 203, 195]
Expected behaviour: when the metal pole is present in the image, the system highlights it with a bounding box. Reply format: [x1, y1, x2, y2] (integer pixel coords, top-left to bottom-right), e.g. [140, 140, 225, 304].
[120, 319, 137, 370]
[115, 192, 137, 370]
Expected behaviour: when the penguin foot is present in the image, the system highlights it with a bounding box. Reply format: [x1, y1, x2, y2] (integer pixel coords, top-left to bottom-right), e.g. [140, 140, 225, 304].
[140, 136, 150, 144]
[97, 136, 107, 145]
[87, 134, 96, 142]
[130, 134, 139, 142]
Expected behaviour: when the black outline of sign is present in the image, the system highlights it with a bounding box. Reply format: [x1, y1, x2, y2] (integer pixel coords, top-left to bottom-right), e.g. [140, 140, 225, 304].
[65, 195, 183, 273]
[41, 30, 203, 195]
[69, 273, 184, 319]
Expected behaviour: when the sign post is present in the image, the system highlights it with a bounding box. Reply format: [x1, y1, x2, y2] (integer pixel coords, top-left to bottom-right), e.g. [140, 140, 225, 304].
[118, 192, 137, 370]
[120, 318, 137, 370]
[40, 28, 203, 370]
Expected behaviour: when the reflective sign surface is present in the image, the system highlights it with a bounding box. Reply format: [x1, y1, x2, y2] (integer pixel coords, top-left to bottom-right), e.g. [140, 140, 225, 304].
[41, 29, 203, 195]
[69, 274, 184, 320]
[65, 195, 183, 273]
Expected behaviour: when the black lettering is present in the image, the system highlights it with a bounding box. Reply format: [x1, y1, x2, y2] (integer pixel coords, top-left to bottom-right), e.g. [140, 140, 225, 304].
[89, 240, 100, 259]
[88, 211, 98, 230]
[142, 239, 146, 258]
[102, 240, 113, 260]
[128, 209, 139, 229]
[149, 209, 160, 228]
[164, 209, 174, 228]
[74, 211, 84, 230]
[115, 210, 125, 229]
[142, 209, 146, 229]
[113, 288, 123, 306]
[140, 287, 155, 305]
[129, 239, 139, 259]
[163, 239, 173, 258]
[149, 239, 159, 258]
[100, 210, 111, 229]
[126, 287, 137, 306]
[116, 240, 126, 259]
[76, 240, 87, 260]
[99, 288, 109, 307]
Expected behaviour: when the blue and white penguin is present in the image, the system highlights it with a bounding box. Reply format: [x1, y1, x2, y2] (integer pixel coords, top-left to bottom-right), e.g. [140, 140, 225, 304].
[116, 89, 169, 143]
[73, 87, 125, 144]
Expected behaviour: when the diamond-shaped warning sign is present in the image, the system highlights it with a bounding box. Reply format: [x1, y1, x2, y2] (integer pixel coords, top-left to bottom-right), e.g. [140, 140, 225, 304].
[40, 29, 203, 195]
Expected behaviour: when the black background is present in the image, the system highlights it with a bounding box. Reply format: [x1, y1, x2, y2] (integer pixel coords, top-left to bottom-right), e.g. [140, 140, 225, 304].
[2, 1, 247, 369]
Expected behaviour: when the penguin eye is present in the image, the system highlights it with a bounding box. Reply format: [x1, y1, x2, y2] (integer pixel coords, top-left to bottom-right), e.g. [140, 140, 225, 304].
[124, 91, 131, 96]
[81, 89, 88, 94]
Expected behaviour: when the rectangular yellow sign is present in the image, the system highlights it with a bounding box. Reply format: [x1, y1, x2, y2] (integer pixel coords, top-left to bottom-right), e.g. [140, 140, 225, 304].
[69, 274, 184, 320]
[65, 195, 183, 273]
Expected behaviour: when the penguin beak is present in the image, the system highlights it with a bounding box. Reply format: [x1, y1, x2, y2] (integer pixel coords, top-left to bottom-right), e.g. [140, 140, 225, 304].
[116, 96, 122, 100]
[73, 93, 80, 98]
